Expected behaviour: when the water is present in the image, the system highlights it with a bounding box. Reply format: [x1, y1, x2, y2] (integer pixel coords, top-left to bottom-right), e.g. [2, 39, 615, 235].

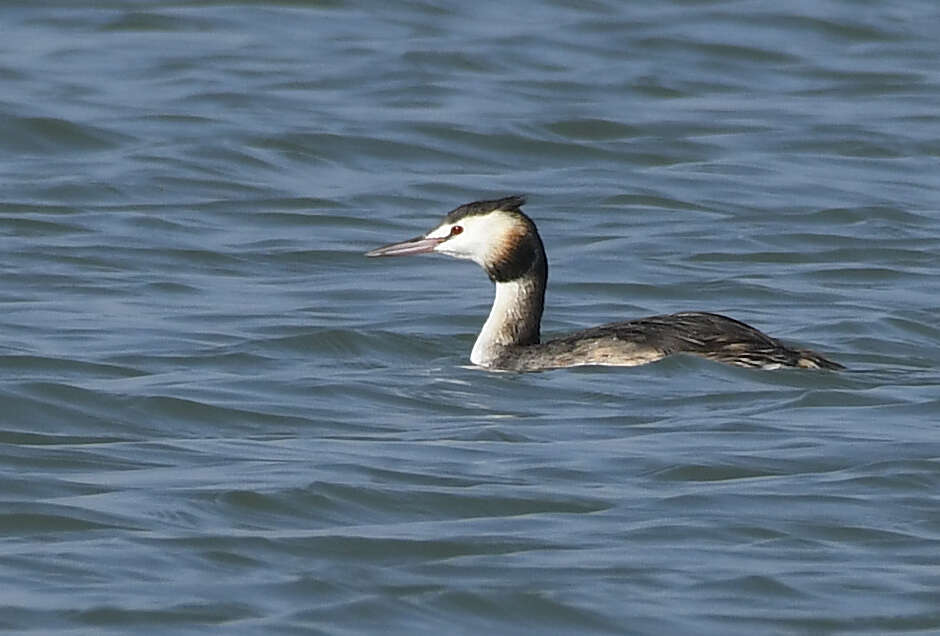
[2, 1, 939, 633]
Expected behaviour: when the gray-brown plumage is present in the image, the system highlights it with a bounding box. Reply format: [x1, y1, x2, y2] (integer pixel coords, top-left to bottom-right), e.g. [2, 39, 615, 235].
[366, 196, 843, 372]
[491, 311, 842, 371]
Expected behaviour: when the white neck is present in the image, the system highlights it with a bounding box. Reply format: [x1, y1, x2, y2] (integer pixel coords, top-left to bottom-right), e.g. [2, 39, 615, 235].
[470, 276, 544, 367]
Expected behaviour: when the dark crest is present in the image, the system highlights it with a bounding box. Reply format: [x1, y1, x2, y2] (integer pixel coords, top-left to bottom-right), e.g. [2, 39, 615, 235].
[443, 195, 527, 224]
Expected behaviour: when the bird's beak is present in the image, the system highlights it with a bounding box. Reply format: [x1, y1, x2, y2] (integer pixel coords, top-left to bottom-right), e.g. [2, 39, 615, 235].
[365, 235, 445, 257]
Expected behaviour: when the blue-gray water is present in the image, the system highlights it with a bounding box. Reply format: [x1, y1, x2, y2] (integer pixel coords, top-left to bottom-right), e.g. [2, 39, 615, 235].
[2, 1, 939, 634]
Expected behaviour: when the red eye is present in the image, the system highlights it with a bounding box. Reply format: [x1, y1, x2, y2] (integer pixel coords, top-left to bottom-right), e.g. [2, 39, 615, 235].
[449, 225, 463, 236]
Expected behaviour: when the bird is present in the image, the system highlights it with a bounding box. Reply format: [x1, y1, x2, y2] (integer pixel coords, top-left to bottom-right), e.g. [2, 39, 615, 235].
[366, 196, 843, 372]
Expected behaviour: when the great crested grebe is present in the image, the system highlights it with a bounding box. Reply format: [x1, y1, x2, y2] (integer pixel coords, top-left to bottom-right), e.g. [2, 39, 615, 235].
[366, 196, 843, 372]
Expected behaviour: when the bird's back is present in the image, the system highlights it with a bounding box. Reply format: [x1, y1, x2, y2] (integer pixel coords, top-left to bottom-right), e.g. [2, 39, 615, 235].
[490, 311, 843, 371]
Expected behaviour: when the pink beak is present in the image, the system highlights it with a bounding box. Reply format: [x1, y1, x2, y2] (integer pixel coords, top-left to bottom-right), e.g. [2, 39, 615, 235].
[365, 235, 445, 257]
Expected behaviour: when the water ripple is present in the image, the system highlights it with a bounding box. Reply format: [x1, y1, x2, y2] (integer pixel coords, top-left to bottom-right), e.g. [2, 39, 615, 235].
[2, 1, 939, 634]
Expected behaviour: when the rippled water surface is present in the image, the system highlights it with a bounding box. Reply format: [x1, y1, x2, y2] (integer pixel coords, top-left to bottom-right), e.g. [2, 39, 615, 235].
[2, 1, 940, 633]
